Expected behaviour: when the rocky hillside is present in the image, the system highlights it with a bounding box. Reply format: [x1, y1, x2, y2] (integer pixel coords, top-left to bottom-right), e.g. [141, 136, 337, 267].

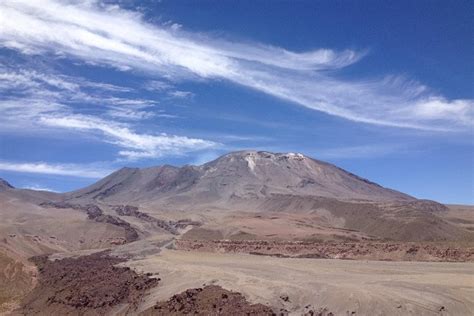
[67, 150, 413, 205]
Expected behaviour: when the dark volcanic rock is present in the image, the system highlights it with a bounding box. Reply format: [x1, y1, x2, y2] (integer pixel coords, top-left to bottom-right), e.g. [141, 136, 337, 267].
[139, 285, 274, 316]
[85, 204, 103, 219]
[39, 201, 84, 210]
[19, 251, 159, 315]
[90, 213, 139, 242]
[112, 205, 179, 235]
[176, 240, 474, 262]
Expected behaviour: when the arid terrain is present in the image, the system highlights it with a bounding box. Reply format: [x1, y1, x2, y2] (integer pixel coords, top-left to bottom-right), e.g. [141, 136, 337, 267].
[128, 249, 474, 315]
[0, 151, 473, 315]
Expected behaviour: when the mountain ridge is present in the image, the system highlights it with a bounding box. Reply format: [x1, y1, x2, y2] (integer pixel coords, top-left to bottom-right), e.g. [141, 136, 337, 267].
[66, 150, 414, 204]
[0, 178, 14, 191]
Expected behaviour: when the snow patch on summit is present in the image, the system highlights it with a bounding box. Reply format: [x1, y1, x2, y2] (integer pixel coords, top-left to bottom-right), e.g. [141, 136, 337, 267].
[282, 152, 305, 161]
[245, 155, 256, 173]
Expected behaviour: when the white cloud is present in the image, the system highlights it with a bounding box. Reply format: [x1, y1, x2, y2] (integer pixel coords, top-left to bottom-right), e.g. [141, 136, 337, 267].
[0, 67, 129, 94]
[170, 23, 182, 31]
[22, 184, 58, 192]
[0, 0, 472, 131]
[0, 64, 215, 159]
[0, 98, 67, 131]
[0, 66, 141, 107]
[39, 114, 217, 159]
[106, 106, 156, 120]
[163, 21, 183, 32]
[144, 80, 173, 91]
[168, 90, 194, 99]
[411, 98, 472, 123]
[0, 161, 112, 178]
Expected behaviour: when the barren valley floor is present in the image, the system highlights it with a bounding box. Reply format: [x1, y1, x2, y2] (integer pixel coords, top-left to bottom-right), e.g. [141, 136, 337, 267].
[126, 249, 474, 316]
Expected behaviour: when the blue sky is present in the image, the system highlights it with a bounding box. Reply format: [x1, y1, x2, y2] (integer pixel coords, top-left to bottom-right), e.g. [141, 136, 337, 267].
[0, 0, 472, 204]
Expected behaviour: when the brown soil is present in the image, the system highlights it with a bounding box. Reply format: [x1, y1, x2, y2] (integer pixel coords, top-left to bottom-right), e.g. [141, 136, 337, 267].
[176, 239, 474, 262]
[139, 285, 276, 316]
[17, 251, 159, 315]
[0, 251, 36, 313]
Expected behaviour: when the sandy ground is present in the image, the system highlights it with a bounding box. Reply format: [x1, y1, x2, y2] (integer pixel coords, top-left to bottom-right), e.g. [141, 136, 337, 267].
[126, 249, 474, 316]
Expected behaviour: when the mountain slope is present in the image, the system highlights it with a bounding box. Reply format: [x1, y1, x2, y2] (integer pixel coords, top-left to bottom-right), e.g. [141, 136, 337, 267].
[68, 151, 413, 205]
[0, 178, 14, 191]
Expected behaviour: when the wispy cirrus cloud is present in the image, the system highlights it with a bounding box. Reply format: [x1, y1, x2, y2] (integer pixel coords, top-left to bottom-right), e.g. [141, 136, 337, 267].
[0, 67, 129, 95]
[0, 161, 112, 178]
[22, 184, 58, 192]
[0, 66, 140, 110]
[105, 106, 156, 121]
[0, 0, 471, 130]
[167, 90, 194, 99]
[39, 114, 217, 159]
[0, 64, 215, 159]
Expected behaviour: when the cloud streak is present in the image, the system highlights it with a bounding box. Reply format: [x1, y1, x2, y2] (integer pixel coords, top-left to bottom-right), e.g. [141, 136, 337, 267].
[0, 161, 112, 178]
[39, 114, 217, 159]
[0, 64, 216, 159]
[22, 184, 58, 192]
[0, 0, 471, 130]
